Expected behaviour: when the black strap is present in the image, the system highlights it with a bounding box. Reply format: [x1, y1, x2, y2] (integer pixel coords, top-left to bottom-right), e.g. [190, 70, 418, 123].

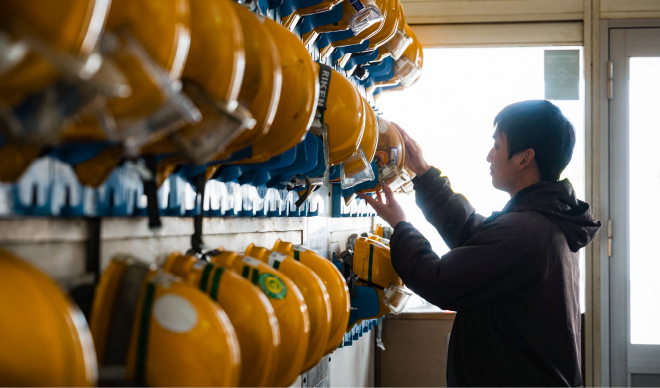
[348, 0, 365, 11]
[204, 249, 223, 257]
[142, 155, 161, 229]
[295, 176, 316, 208]
[356, 277, 385, 291]
[317, 63, 332, 125]
[191, 173, 206, 257]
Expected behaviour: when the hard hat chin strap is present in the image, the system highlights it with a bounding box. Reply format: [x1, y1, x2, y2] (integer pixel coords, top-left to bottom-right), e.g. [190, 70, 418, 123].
[187, 173, 208, 260]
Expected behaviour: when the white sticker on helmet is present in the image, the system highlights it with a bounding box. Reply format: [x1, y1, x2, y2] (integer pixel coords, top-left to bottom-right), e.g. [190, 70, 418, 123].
[242, 256, 263, 267]
[268, 251, 288, 267]
[153, 294, 198, 333]
[378, 120, 388, 134]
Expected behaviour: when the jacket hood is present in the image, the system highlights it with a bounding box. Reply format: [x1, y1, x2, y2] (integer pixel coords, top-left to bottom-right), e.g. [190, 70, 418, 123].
[486, 179, 601, 252]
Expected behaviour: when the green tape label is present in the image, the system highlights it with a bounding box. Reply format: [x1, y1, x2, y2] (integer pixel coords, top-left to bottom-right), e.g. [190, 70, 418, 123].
[368, 243, 374, 283]
[210, 267, 224, 300]
[258, 274, 287, 299]
[135, 281, 156, 385]
[199, 263, 214, 292]
[267, 251, 287, 269]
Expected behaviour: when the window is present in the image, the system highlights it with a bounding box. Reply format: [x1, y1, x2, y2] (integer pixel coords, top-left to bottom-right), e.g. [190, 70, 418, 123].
[378, 47, 586, 311]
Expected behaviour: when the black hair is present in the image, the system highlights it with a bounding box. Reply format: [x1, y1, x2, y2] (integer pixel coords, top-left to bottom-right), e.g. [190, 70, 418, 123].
[493, 100, 576, 182]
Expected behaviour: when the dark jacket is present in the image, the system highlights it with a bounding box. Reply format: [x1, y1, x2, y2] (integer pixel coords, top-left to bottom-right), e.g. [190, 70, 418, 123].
[390, 167, 601, 387]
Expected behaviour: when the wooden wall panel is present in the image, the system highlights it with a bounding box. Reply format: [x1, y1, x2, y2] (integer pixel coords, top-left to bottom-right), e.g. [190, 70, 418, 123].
[378, 316, 455, 387]
[400, 0, 583, 25]
[601, 0, 660, 19]
[412, 22, 583, 47]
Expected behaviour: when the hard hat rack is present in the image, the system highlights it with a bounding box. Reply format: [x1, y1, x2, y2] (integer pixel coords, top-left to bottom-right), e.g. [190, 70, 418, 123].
[0, 155, 376, 218]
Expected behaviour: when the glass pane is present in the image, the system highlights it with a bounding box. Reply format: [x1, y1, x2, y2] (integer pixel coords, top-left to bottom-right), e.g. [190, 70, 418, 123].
[377, 47, 585, 312]
[629, 57, 660, 345]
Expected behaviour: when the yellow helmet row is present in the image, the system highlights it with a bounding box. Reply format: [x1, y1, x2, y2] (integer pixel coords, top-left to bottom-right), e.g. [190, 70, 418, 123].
[90, 257, 241, 387]
[271, 239, 351, 353]
[0, 0, 323, 187]
[89, 239, 349, 387]
[162, 253, 281, 387]
[337, 0, 402, 69]
[300, 0, 387, 49]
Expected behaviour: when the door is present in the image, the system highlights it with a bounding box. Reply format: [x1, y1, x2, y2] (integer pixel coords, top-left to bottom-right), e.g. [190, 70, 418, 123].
[609, 27, 660, 387]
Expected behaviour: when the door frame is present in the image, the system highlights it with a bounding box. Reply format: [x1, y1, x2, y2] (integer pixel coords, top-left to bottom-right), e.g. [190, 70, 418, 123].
[601, 18, 660, 387]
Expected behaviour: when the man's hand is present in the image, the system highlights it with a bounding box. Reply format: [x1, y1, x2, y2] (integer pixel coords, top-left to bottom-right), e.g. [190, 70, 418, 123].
[357, 184, 406, 228]
[392, 122, 431, 177]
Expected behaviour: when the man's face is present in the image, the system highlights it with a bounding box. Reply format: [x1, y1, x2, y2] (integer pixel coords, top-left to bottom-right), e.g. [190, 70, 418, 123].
[486, 131, 519, 193]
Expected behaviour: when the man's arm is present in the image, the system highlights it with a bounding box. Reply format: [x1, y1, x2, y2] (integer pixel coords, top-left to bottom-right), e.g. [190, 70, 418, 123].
[390, 212, 550, 311]
[413, 167, 486, 248]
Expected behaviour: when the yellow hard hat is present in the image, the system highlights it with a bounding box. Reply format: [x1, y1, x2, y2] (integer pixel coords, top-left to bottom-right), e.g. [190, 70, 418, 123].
[374, 44, 392, 63]
[229, 17, 317, 165]
[315, 63, 366, 166]
[165, 3, 282, 164]
[0, 142, 42, 183]
[58, 0, 193, 146]
[374, 223, 394, 239]
[0, 249, 98, 386]
[210, 250, 310, 387]
[359, 117, 412, 193]
[281, 0, 343, 31]
[352, 237, 411, 314]
[302, 0, 385, 49]
[368, 234, 390, 246]
[272, 239, 350, 355]
[215, 3, 282, 161]
[89, 258, 128, 366]
[370, 0, 401, 51]
[244, 244, 331, 372]
[104, 0, 190, 116]
[90, 257, 241, 386]
[162, 253, 280, 387]
[340, 96, 378, 187]
[125, 271, 242, 387]
[0, 0, 110, 104]
[138, 0, 252, 165]
[72, 145, 125, 188]
[183, 0, 243, 106]
[301, 1, 353, 47]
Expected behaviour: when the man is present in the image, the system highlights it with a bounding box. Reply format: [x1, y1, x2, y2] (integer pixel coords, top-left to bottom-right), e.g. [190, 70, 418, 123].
[358, 100, 601, 387]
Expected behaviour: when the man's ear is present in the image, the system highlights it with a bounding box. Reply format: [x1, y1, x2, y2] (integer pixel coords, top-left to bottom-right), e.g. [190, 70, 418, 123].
[517, 148, 536, 170]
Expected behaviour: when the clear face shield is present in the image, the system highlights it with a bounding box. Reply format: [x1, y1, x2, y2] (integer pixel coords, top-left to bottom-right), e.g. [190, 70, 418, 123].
[170, 82, 255, 165]
[341, 148, 375, 189]
[381, 283, 412, 314]
[378, 163, 410, 191]
[348, 0, 385, 35]
[0, 28, 130, 145]
[385, 28, 412, 60]
[393, 54, 422, 87]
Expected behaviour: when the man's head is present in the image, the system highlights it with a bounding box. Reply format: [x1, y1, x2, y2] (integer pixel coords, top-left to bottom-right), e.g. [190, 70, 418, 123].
[487, 100, 576, 196]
